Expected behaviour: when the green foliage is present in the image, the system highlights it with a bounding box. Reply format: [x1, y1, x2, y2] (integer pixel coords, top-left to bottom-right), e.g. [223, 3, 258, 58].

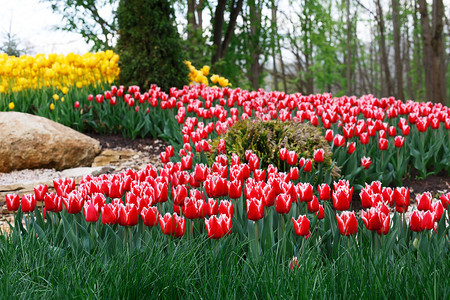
[209, 119, 334, 172]
[116, 0, 189, 92]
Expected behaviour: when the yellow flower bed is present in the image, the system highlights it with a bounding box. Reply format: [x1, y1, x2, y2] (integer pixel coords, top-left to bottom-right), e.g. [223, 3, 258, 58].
[0, 50, 120, 93]
[184, 61, 231, 87]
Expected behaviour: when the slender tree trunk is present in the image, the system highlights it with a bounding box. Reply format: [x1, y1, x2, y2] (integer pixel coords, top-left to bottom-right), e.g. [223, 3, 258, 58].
[375, 0, 393, 96]
[271, 0, 278, 91]
[404, 24, 413, 99]
[346, 0, 352, 95]
[187, 0, 197, 40]
[196, 0, 203, 31]
[249, 0, 262, 90]
[392, 0, 404, 100]
[418, 0, 445, 104]
[278, 37, 287, 92]
[413, 2, 423, 99]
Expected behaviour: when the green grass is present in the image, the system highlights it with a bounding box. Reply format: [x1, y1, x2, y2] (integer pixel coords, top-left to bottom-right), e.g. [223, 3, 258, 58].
[1, 230, 448, 299]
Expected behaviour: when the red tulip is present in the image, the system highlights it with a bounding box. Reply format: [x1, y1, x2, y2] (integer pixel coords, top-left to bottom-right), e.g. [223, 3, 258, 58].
[155, 181, 169, 203]
[394, 187, 410, 213]
[333, 134, 345, 147]
[297, 182, 313, 202]
[440, 192, 450, 209]
[292, 215, 310, 236]
[217, 139, 226, 154]
[286, 150, 298, 166]
[422, 211, 434, 230]
[63, 192, 84, 214]
[325, 129, 333, 142]
[246, 198, 264, 221]
[361, 208, 382, 231]
[184, 197, 200, 219]
[361, 156, 371, 169]
[382, 187, 394, 206]
[88, 94, 93, 101]
[336, 211, 358, 236]
[21, 194, 36, 213]
[289, 256, 299, 272]
[289, 167, 299, 181]
[34, 184, 48, 201]
[332, 187, 353, 211]
[318, 183, 331, 201]
[219, 200, 233, 217]
[205, 214, 230, 239]
[101, 204, 117, 225]
[141, 206, 159, 227]
[394, 136, 405, 148]
[303, 159, 312, 172]
[194, 164, 209, 182]
[360, 132, 369, 144]
[181, 155, 193, 170]
[307, 195, 319, 212]
[431, 201, 444, 222]
[160, 152, 170, 164]
[43, 192, 62, 212]
[248, 153, 259, 171]
[83, 200, 99, 223]
[159, 213, 186, 237]
[347, 142, 356, 154]
[173, 185, 188, 206]
[402, 125, 410, 136]
[5, 194, 20, 211]
[165, 145, 174, 157]
[279, 148, 287, 161]
[118, 203, 139, 226]
[410, 211, 423, 232]
[262, 184, 276, 207]
[275, 193, 292, 214]
[378, 138, 388, 151]
[228, 179, 243, 199]
[377, 212, 390, 235]
[416, 192, 432, 211]
[315, 204, 325, 219]
[254, 169, 266, 182]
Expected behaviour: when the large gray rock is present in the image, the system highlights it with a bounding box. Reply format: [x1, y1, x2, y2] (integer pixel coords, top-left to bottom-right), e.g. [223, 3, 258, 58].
[0, 112, 101, 172]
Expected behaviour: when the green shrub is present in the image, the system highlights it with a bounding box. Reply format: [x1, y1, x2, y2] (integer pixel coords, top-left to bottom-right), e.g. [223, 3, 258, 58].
[209, 120, 338, 176]
[116, 0, 189, 91]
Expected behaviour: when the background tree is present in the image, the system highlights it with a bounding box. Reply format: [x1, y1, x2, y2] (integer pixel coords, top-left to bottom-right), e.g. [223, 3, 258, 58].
[40, 0, 117, 51]
[116, 0, 188, 91]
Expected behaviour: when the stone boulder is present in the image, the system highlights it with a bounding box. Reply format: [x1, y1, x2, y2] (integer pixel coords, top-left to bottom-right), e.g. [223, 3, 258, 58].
[0, 112, 101, 172]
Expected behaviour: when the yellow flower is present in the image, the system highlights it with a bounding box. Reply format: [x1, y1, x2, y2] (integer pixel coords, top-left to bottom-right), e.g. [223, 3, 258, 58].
[201, 65, 210, 76]
[210, 74, 219, 84]
[61, 86, 69, 94]
[217, 77, 230, 87]
[61, 97, 64, 102]
[8, 102, 15, 110]
[76, 81, 83, 88]
[49, 103, 55, 111]
[53, 94, 59, 101]
[0, 85, 5, 93]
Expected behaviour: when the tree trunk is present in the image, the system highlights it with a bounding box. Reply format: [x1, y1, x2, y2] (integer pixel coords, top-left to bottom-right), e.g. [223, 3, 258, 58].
[187, 0, 197, 40]
[413, 1, 422, 99]
[248, 0, 262, 90]
[418, 0, 445, 104]
[392, 0, 404, 100]
[211, 0, 243, 65]
[375, 0, 393, 96]
[346, 0, 352, 95]
[271, 0, 278, 91]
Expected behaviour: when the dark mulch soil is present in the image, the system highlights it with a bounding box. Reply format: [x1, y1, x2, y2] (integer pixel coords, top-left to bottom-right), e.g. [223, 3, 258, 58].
[85, 132, 170, 156]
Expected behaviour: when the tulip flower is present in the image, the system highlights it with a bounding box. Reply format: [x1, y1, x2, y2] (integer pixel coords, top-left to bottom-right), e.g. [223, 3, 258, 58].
[314, 149, 325, 163]
[361, 208, 382, 231]
[275, 193, 292, 214]
[431, 201, 444, 222]
[254, 169, 266, 182]
[173, 185, 188, 206]
[217, 139, 226, 154]
[378, 138, 388, 151]
[416, 192, 432, 211]
[292, 215, 310, 236]
[347, 142, 356, 154]
[315, 205, 325, 219]
[141, 206, 159, 227]
[160, 152, 170, 164]
[361, 156, 371, 169]
[63, 192, 84, 214]
[219, 200, 233, 217]
[5, 194, 20, 211]
[181, 155, 193, 171]
[184, 198, 200, 219]
[332, 187, 353, 211]
[333, 134, 345, 147]
[422, 211, 434, 230]
[279, 148, 288, 161]
[34, 184, 48, 201]
[359, 188, 373, 208]
[194, 164, 209, 182]
[394, 136, 405, 148]
[410, 211, 423, 232]
[83, 200, 99, 223]
[286, 150, 298, 166]
[248, 153, 260, 171]
[160, 213, 186, 237]
[289, 256, 299, 272]
[297, 182, 313, 202]
[246, 198, 264, 221]
[382, 187, 394, 206]
[44, 192, 62, 212]
[118, 204, 139, 226]
[318, 183, 331, 201]
[336, 211, 358, 236]
[205, 215, 229, 239]
[165, 145, 174, 157]
[21, 194, 36, 213]
[325, 129, 333, 142]
[303, 159, 312, 172]
[289, 167, 299, 181]
[440, 192, 449, 209]
[360, 132, 369, 144]
[394, 187, 410, 213]
[262, 185, 276, 207]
